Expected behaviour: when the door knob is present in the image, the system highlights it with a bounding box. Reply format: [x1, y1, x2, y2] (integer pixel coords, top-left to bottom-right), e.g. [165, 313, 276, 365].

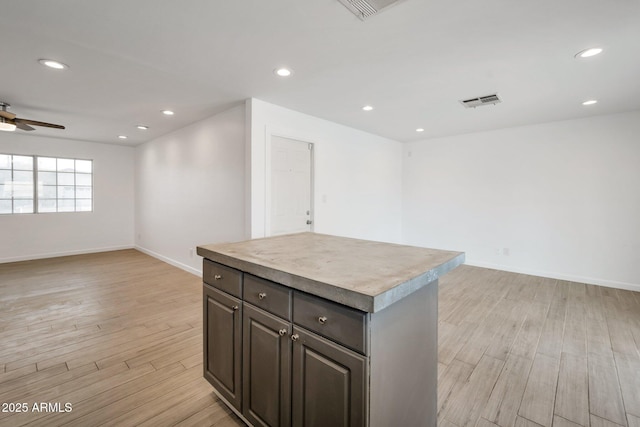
[291, 334, 299, 341]
[306, 220, 312, 225]
[279, 329, 287, 336]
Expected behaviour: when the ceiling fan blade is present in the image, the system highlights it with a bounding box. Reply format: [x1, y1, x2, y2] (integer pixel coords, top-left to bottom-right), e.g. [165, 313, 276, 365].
[15, 118, 65, 130]
[0, 110, 16, 120]
[14, 121, 36, 131]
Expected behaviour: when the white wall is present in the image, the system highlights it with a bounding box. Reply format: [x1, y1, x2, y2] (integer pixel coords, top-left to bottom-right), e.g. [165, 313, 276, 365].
[135, 105, 246, 274]
[0, 133, 135, 262]
[248, 98, 403, 243]
[403, 110, 640, 290]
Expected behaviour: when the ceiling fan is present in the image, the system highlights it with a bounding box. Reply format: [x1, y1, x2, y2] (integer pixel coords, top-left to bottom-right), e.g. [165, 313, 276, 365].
[0, 102, 65, 132]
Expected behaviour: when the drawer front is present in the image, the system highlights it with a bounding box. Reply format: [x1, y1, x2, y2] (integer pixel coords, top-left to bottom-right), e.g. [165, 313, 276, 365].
[293, 291, 367, 354]
[244, 274, 292, 320]
[203, 259, 242, 298]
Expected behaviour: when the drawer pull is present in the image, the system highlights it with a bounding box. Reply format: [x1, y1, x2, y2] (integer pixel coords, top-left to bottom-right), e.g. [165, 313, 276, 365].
[258, 292, 267, 300]
[291, 334, 299, 341]
[318, 316, 327, 325]
[214, 274, 223, 280]
[231, 305, 239, 311]
[279, 328, 287, 336]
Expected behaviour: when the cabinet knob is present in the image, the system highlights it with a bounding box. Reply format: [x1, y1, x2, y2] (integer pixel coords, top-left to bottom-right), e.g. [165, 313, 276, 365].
[318, 316, 327, 325]
[291, 334, 299, 341]
[231, 305, 239, 311]
[279, 329, 287, 336]
[258, 292, 267, 300]
[214, 274, 222, 280]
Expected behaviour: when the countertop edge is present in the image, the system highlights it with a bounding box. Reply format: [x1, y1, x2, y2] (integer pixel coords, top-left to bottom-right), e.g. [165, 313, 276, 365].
[197, 245, 465, 313]
[372, 252, 466, 312]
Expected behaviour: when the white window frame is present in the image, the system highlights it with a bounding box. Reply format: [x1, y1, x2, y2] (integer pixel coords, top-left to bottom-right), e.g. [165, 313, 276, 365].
[0, 153, 93, 215]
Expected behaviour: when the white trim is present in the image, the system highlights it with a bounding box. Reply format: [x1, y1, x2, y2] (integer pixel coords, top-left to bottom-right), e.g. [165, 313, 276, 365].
[465, 259, 640, 292]
[135, 245, 201, 277]
[0, 245, 135, 264]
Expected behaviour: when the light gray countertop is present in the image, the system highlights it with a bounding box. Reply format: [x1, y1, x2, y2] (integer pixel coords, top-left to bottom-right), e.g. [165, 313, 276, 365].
[197, 232, 464, 313]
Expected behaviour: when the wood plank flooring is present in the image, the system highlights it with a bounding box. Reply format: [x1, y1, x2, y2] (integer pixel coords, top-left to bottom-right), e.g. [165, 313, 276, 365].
[0, 250, 242, 427]
[439, 266, 640, 427]
[1, 250, 639, 426]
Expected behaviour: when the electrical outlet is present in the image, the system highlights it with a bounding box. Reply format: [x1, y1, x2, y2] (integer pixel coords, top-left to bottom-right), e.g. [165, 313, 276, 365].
[495, 248, 502, 255]
[503, 247, 510, 256]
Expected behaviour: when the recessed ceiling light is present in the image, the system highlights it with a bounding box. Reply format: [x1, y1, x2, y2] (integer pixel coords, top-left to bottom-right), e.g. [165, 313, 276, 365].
[137, 125, 149, 130]
[274, 68, 292, 77]
[582, 100, 598, 106]
[416, 128, 425, 132]
[362, 105, 374, 111]
[118, 135, 128, 139]
[38, 59, 69, 70]
[162, 110, 174, 116]
[575, 48, 603, 58]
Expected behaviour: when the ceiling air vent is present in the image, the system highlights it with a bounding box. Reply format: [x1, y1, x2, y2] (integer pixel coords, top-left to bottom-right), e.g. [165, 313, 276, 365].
[460, 94, 502, 109]
[337, 0, 405, 20]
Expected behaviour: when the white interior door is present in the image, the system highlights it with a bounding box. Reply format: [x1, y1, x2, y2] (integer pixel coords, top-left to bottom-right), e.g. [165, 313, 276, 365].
[270, 136, 313, 236]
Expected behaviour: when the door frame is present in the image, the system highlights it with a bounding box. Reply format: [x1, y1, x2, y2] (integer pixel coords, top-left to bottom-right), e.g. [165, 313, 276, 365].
[264, 127, 316, 237]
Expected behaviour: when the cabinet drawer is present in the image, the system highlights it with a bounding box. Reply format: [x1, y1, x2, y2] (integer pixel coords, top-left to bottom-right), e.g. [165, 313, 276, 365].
[244, 274, 292, 320]
[203, 259, 242, 298]
[293, 291, 367, 354]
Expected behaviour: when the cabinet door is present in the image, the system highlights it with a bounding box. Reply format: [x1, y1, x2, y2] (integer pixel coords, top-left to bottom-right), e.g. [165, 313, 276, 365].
[203, 284, 242, 411]
[243, 304, 292, 427]
[292, 327, 367, 427]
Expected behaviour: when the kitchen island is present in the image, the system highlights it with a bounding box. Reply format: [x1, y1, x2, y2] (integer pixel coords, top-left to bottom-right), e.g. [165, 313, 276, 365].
[197, 232, 464, 427]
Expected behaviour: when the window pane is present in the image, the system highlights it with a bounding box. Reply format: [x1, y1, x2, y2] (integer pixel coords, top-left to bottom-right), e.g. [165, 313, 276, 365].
[0, 169, 11, 183]
[0, 199, 11, 214]
[76, 186, 92, 199]
[14, 199, 34, 213]
[38, 157, 57, 171]
[58, 185, 75, 199]
[76, 199, 92, 211]
[0, 154, 10, 169]
[76, 160, 92, 173]
[14, 170, 33, 184]
[38, 171, 57, 185]
[57, 158, 74, 172]
[39, 185, 57, 198]
[75, 173, 92, 186]
[0, 184, 9, 198]
[13, 183, 33, 199]
[58, 199, 74, 212]
[13, 156, 33, 170]
[38, 199, 57, 213]
[57, 172, 74, 185]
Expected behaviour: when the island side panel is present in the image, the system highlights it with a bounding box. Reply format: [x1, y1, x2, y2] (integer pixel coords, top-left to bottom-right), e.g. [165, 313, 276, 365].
[369, 279, 438, 427]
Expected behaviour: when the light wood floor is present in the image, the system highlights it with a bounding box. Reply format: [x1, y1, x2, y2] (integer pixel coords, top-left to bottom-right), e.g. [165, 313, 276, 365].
[0, 250, 638, 427]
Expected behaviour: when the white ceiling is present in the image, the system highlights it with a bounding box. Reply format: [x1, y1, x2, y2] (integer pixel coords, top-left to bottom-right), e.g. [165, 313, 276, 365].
[1, 0, 639, 145]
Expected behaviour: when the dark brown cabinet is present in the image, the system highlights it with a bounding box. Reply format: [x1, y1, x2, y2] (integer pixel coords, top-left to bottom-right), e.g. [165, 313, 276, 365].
[203, 283, 242, 411]
[243, 304, 292, 427]
[291, 327, 366, 427]
[202, 257, 438, 427]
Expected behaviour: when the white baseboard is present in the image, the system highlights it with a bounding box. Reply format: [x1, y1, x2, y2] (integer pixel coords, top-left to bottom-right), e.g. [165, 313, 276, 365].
[0, 245, 135, 264]
[135, 246, 201, 277]
[464, 259, 640, 293]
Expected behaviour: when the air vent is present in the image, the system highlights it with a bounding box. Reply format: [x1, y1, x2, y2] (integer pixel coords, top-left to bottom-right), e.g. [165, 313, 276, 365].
[460, 94, 502, 108]
[337, 0, 405, 20]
